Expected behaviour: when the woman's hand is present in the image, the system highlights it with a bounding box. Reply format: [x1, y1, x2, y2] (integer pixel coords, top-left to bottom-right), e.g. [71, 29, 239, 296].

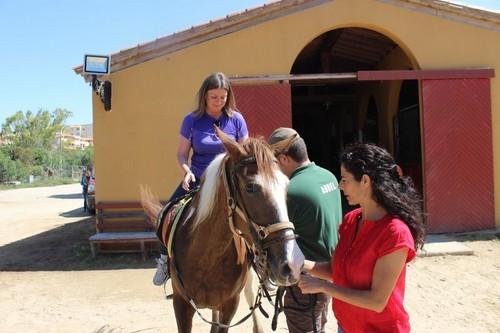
[182, 171, 196, 191]
[298, 274, 328, 294]
[177, 135, 194, 191]
[302, 260, 333, 281]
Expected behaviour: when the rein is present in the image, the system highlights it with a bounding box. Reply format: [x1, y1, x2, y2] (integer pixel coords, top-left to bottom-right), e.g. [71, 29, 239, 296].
[271, 286, 319, 333]
[189, 284, 266, 330]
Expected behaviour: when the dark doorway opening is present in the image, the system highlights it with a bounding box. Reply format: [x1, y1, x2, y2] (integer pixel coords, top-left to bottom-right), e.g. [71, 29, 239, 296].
[364, 96, 379, 144]
[394, 80, 422, 194]
[291, 83, 358, 176]
[290, 27, 421, 211]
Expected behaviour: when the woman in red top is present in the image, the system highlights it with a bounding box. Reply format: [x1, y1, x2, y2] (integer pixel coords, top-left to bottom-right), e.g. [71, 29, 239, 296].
[299, 143, 425, 332]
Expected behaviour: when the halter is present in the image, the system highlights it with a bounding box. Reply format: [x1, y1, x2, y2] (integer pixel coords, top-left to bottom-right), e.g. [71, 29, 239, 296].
[222, 155, 296, 255]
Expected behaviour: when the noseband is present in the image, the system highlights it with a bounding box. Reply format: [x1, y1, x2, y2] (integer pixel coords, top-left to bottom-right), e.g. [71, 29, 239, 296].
[221, 155, 296, 252]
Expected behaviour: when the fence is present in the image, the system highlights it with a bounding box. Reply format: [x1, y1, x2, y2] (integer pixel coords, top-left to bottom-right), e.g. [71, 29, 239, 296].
[30, 166, 87, 183]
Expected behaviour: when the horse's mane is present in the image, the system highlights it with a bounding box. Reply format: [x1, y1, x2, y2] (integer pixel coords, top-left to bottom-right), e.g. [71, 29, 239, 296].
[192, 137, 278, 229]
[241, 137, 278, 184]
[193, 153, 225, 227]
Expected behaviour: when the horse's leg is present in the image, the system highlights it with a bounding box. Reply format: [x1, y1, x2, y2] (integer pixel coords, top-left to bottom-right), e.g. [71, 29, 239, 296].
[244, 270, 264, 333]
[210, 310, 220, 333]
[216, 295, 240, 333]
[172, 292, 195, 333]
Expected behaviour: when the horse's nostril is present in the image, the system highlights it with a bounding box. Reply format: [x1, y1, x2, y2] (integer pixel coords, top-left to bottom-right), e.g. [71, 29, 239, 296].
[280, 261, 291, 277]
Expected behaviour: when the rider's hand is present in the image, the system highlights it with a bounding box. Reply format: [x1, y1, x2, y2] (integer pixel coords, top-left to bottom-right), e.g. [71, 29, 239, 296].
[182, 171, 196, 191]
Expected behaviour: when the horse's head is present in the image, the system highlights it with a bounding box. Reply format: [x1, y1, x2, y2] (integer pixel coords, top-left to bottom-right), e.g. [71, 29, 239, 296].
[216, 126, 304, 286]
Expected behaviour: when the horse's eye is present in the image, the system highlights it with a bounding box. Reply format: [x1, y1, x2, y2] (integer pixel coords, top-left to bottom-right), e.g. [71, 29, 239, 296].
[245, 183, 261, 194]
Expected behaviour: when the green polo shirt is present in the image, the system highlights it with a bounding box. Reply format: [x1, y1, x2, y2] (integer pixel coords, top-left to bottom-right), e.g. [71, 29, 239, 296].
[287, 162, 342, 262]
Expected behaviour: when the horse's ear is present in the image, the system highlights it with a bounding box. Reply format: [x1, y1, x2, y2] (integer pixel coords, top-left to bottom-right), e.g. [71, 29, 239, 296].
[270, 133, 297, 156]
[215, 125, 246, 157]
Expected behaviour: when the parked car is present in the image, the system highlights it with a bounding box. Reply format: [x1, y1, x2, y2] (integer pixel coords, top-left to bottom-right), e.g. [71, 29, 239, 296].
[86, 177, 96, 215]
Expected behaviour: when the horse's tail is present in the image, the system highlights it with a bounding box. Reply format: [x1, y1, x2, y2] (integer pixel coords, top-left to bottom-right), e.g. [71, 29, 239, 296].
[140, 185, 163, 227]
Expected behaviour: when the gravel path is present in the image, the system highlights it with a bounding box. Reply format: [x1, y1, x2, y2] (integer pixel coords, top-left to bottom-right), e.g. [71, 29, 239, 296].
[1, 184, 499, 332]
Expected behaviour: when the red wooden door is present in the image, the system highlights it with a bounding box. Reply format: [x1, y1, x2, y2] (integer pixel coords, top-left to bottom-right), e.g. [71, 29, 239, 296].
[421, 79, 495, 232]
[232, 83, 292, 139]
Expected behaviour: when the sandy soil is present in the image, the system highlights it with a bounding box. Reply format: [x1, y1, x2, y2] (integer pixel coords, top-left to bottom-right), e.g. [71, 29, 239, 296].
[0, 184, 499, 333]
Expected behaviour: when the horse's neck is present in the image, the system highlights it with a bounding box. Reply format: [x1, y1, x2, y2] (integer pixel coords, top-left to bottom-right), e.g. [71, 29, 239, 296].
[186, 191, 236, 256]
[173, 178, 249, 305]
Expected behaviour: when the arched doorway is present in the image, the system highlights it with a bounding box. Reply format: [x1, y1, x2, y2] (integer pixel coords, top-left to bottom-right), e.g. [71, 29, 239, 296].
[234, 28, 494, 232]
[290, 27, 422, 191]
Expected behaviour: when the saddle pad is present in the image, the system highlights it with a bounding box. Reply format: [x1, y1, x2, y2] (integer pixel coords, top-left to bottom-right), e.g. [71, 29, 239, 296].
[157, 196, 192, 257]
[166, 197, 191, 257]
[155, 188, 198, 244]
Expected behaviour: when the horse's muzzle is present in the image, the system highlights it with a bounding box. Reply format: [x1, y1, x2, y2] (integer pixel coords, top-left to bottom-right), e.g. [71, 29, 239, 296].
[268, 238, 304, 286]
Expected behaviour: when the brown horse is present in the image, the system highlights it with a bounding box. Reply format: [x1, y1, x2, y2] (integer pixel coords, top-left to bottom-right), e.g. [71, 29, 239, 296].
[142, 128, 304, 333]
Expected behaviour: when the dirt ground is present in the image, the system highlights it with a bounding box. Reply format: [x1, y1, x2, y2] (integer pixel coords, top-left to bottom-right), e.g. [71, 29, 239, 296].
[0, 184, 499, 333]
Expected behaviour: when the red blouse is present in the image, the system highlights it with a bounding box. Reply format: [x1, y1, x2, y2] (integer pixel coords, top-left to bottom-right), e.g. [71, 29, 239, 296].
[331, 208, 415, 333]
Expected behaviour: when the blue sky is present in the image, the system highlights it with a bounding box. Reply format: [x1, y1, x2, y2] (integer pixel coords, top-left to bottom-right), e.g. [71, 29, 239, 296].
[0, 0, 498, 126]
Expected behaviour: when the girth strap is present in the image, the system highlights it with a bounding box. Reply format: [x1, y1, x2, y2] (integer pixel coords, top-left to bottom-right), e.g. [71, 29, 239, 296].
[166, 196, 192, 257]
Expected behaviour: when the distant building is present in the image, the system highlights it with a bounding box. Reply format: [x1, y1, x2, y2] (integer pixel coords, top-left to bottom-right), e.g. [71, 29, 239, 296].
[67, 124, 93, 139]
[56, 124, 93, 149]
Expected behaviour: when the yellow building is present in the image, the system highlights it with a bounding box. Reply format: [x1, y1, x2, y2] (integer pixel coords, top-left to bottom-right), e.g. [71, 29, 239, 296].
[75, 0, 500, 233]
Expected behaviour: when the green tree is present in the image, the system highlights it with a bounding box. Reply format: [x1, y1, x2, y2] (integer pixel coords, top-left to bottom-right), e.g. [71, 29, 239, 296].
[1, 108, 72, 164]
[0, 108, 81, 183]
[0, 148, 17, 181]
[80, 146, 94, 170]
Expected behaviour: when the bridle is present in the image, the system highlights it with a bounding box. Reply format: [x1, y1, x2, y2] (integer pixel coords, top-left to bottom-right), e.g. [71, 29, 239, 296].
[221, 155, 296, 267]
[223, 156, 319, 333]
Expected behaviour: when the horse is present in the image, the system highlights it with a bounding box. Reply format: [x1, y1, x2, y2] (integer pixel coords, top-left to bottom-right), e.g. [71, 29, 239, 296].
[142, 127, 304, 333]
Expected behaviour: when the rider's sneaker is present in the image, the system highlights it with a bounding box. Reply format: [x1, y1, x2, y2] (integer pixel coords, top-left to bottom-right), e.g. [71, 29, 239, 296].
[153, 257, 170, 286]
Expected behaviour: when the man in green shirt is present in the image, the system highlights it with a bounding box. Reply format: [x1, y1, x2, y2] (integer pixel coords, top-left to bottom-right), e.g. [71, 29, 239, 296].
[268, 127, 342, 333]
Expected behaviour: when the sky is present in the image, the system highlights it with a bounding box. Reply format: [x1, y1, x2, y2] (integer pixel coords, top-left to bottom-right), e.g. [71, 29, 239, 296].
[0, 0, 499, 127]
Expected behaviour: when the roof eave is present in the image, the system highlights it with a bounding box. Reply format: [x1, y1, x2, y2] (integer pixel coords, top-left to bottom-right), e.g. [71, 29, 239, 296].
[73, 0, 500, 79]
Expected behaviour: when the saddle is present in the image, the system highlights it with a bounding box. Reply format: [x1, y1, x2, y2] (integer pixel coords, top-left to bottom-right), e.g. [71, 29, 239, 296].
[156, 188, 198, 257]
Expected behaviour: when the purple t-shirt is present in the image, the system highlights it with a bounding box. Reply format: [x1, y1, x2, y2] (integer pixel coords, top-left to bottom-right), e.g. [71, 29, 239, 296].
[180, 111, 248, 179]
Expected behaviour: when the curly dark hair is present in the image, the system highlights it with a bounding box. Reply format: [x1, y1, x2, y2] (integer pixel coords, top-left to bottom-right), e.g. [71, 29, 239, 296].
[340, 143, 426, 249]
